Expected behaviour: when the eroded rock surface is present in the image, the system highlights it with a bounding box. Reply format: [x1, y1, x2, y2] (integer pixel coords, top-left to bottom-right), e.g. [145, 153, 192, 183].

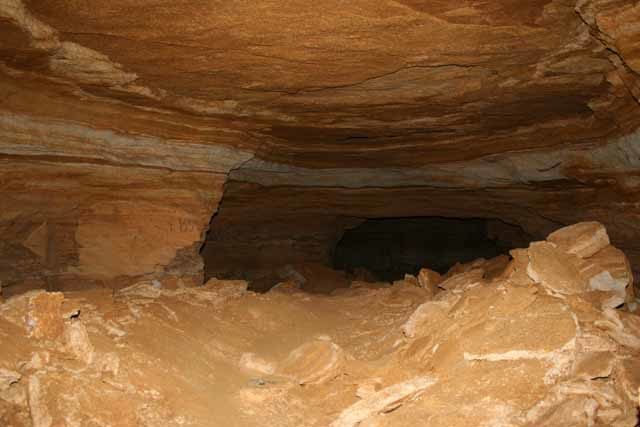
[1, 222, 638, 426]
[1, 0, 640, 294]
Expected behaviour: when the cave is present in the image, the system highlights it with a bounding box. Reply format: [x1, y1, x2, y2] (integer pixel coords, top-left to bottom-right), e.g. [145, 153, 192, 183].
[1, 1, 640, 425]
[332, 217, 515, 281]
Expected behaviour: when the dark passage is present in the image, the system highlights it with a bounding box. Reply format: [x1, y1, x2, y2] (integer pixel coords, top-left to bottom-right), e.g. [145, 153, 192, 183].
[333, 217, 524, 281]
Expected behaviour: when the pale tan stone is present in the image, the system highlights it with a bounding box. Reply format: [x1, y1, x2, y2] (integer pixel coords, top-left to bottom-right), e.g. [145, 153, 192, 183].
[239, 353, 276, 375]
[417, 268, 442, 296]
[330, 377, 437, 427]
[527, 241, 587, 295]
[278, 337, 344, 385]
[547, 221, 610, 258]
[26, 292, 64, 341]
[63, 320, 94, 364]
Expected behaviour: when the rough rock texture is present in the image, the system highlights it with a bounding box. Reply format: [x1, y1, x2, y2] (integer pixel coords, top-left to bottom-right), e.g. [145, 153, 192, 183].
[1, 223, 639, 426]
[1, 0, 640, 293]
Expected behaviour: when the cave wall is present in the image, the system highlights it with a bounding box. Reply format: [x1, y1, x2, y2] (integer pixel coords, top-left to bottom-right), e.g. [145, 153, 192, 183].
[0, 74, 252, 293]
[1, 0, 640, 294]
[201, 180, 640, 287]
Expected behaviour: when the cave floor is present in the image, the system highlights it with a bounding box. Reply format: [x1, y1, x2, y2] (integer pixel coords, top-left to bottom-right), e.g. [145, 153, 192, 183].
[1, 224, 640, 426]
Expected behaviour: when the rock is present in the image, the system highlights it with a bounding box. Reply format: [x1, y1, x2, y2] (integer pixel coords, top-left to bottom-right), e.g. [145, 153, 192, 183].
[27, 375, 51, 427]
[277, 265, 307, 286]
[63, 319, 94, 364]
[527, 241, 587, 295]
[504, 248, 535, 286]
[480, 254, 511, 280]
[579, 245, 634, 307]
[330, 376, 437, 427]
[355, 378, 382, 399]
[417, 268, 441, 295]
[392, 274, 419, 288]
[118, 281, 163, 299]
[438, 268, 484, 292]
[616, 358, 640, 406]
[97, 353, 120, 378]
[401, 301, 450, 338]
[547, 222, 610, 258]
[202, 278, 248, 298]
[239, 353, 276, 375]
[0, 369, 20, 391]
[278, 337, 345, 385]
[26, 292, 65, 341]
[269, 280, 302, 294]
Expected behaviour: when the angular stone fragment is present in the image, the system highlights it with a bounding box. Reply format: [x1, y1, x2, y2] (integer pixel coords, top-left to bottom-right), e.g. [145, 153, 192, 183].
[278, 337, 344, 385]
[504, 248, 535, 286]
[330, 376, 437, 427]
[527, 241, 587, 295]
[118, 281, 163, 299]
[27, 375, 51, 427]
[401, 301, 449, 338]
[417, 268, 441, 295]
[0, 368, 21, 391]
[617, 358, 640, 405]
[63, 320, 94, 364]
[579, 245, 634, 307]
[26, 292, 65, 341]
[438, 268, 484, 292]
[202, 278, 248, 298]
[269, 280, 301, 294]
[547, 221, 610, 258]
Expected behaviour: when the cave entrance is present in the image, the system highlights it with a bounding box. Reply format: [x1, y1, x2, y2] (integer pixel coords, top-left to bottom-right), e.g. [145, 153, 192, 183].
[332, 217, 525, 282]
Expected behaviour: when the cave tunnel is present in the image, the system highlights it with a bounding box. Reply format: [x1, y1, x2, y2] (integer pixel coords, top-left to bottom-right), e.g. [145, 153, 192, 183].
[332, 217, 523, 282]
[1, 0, 640, 425]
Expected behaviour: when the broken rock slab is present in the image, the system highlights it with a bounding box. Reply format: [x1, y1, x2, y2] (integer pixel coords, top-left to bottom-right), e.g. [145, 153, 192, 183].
[63, 319, 94, 365]
[417, 268, 441, 296]
[330, 376, 437, 427]
[438, 268, 484, 292]
[527, 241, 587, 295]
[202, 278, 248, 299]
[278, 337, 345, 385]
[401, 300, 451, 339]
[547, 221, 610, 258]
[26, 292, 65, 341]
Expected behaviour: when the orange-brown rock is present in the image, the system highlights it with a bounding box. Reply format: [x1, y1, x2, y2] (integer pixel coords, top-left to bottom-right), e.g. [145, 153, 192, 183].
[0, 0, 640, 294]
[0, 224, 637, 426]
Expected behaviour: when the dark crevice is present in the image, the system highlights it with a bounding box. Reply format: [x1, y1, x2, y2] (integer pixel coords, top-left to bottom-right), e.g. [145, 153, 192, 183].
[332, 216, 528, 281]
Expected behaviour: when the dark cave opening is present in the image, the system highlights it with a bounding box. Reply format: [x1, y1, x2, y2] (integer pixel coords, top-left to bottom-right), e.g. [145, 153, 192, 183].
[332, 217, 527, 282]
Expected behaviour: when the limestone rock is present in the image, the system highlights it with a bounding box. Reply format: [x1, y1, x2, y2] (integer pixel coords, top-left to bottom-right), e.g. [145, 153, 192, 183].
[580, 245, 634, 307]
[27, 375, 51, 427]
[438, 268, 484, 292]
[26, 292, 64, 341]
[239, 353, 275, 376]
[527, 241, 587, 295]
[0, 369, 20, 391]
[202, 278, 248, 299]
[63, 320, 94, 364]
[401, 301, 450, 339]
[504, 248, 535, 286]
[547, 222, 610, 258]
[269, 280, 302, 294]
[330, 377, 437, 427]
[417, 268, 442, 296]
[278, 337, 345, 385]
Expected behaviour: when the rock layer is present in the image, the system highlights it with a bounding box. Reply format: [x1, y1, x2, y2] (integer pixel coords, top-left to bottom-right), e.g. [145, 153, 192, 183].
[1, 0, 640, 294]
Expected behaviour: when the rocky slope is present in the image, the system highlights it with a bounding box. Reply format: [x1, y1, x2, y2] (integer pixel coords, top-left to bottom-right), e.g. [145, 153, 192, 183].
[0, 222, 638, 426]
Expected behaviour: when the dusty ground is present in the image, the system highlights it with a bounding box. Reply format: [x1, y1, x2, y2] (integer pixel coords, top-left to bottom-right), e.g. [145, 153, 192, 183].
[1, 222, 639, 426]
